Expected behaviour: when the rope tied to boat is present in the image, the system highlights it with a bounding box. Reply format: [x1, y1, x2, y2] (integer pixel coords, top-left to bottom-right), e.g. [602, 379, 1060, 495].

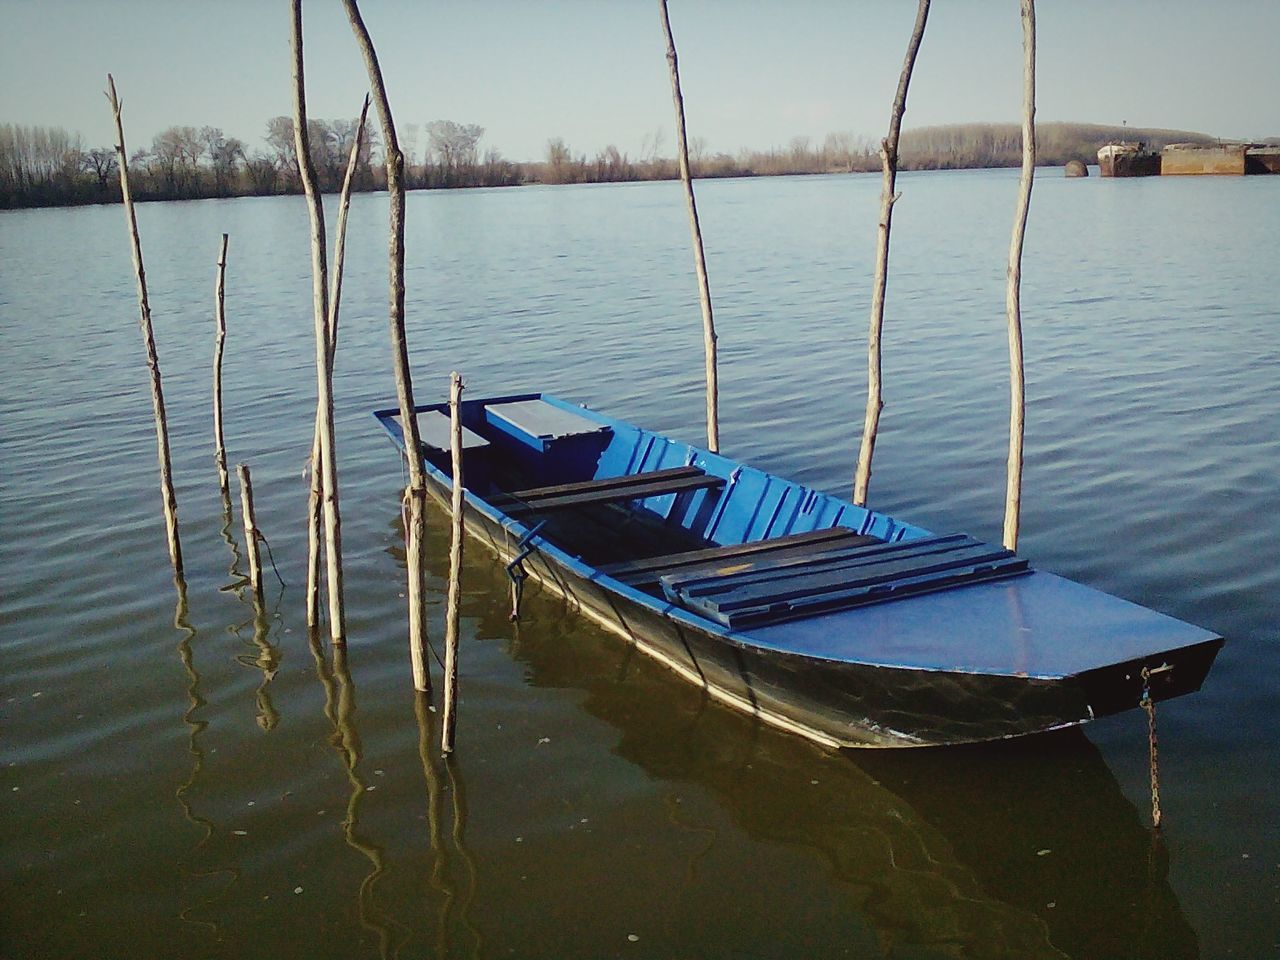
[256, 529, 287, 587]
[505, 521, 546, 622]
[1140, 666, 1163, 829]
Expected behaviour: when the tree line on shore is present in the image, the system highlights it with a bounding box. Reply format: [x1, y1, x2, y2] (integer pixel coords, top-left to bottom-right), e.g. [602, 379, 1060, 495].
[0, 118, 1220, 209]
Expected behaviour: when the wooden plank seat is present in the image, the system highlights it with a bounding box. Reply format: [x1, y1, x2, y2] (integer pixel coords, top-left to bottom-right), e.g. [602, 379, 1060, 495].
[599, 527, 881, 590]
[487, 466, 724, 517]
[661, 534, 1030, 629]
[391, 411, 489, 453]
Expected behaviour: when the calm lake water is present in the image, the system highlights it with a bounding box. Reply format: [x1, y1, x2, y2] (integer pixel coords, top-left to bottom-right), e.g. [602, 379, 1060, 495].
[2, 169, 1277, 958]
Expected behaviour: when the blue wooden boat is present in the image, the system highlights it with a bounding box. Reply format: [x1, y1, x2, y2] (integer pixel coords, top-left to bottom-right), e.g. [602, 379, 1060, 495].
[375, 392, 1223, 748]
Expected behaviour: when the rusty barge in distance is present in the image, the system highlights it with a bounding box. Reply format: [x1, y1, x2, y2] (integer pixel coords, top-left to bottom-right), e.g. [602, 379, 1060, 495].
[1161, 142, 1280, 175]
[1098, 141, 1160, 177]
[1098, 140, 1280, 177]
[1247, 146, 1280, 174]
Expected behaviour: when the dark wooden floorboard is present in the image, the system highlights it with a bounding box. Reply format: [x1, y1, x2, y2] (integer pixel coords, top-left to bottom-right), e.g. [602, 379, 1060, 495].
[600, 527, 880, 586]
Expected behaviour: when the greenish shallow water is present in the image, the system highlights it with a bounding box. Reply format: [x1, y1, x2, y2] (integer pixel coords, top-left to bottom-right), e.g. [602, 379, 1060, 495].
[1, 169, 1277, 958]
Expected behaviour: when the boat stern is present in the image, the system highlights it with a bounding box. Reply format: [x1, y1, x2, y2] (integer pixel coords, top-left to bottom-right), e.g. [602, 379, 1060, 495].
[1074, 635, 1225, 720]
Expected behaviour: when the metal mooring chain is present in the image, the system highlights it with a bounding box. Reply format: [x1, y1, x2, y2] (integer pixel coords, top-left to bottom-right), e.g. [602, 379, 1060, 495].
[1140, 666, 1163, 829]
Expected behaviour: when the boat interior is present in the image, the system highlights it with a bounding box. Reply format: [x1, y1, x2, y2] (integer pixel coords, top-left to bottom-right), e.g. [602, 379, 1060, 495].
[377, 394, 1030, 630]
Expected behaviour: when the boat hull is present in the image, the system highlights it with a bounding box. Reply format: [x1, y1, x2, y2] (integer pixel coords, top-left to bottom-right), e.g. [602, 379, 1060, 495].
[421, 472, 1221, 748]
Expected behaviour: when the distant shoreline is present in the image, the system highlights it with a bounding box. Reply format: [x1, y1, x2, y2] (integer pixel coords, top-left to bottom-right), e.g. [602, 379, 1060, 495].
[5, 119, 1260, 211]
[0, 161, 1076, 212]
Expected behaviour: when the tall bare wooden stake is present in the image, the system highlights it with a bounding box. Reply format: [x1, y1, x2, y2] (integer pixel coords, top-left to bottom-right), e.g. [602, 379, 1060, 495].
[659, 0, 720, 453]
[853, 0, 931, 506]
[106, 74, 183, 581]
[213, 233, 231, 506]
[1004, 0, 1036, 552]
[341, 0, 431, 692]
[306, 97, 370, 631]
[291, 0, 346, 644]
[441, 372, 465, 755]
[237, 463, 264, 605]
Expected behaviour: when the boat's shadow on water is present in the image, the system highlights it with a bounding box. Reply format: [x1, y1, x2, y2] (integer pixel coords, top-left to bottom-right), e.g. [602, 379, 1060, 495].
[386, 498, 1199, 959]
[464, 574, 1197, 960]
[852, 738, 1193, 960]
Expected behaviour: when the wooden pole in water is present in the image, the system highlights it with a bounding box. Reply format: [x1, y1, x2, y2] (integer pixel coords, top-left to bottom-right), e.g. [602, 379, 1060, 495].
[327, 97, 369, 366]
[1004, 0, 1036, 552]
[852, 0, 931, 507]
[290, 0, 346, 644]
[237, 462, 264, 605]
[441, 372, 465, 755]
[659, 0, 720, 454]
[306, 97, 370, 632]
[213, 233, 231, 508]
[105, 74, 184, 581]
[341, 0, 432, 692]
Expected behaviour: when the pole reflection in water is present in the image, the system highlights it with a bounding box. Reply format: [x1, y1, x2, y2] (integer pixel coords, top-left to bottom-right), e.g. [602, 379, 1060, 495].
[446, 752, 481, 955]
[219, 497, 244, 583]
[308, 632, 405, 956]
[415, 692, 452, 956]
[663, 791, 719, 887]
[229, 589, 282, 731]
[219, 489, 236, 549]
[221, 501, 281, 730]
[415, 692, 482, 959]
[172, 581, 240, 932]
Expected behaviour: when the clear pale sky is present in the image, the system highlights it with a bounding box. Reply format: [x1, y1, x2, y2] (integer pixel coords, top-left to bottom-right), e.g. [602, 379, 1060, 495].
[2, 0, 1277, 162]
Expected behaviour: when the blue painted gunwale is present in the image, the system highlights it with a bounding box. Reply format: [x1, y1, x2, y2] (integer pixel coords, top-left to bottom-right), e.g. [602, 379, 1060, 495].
[374, 392, 1223, 748]
[374, 391, 927, 653]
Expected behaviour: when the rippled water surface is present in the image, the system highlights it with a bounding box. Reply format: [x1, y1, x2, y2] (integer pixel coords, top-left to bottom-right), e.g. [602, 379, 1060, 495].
[2, 169, 1277, 959]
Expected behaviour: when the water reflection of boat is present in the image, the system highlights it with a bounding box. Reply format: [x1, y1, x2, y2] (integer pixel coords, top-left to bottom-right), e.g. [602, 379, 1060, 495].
[455, 553, 1198, 959]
